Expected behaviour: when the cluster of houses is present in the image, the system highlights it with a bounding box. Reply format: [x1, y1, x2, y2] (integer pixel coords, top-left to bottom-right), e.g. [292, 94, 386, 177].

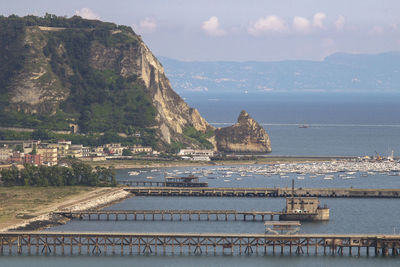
[0, 138, 220, 168]
[0, 140, 154, 166]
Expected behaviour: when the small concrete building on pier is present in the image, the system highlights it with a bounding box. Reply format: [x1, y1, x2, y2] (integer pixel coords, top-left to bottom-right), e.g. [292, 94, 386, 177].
[280, 197, 329, 221]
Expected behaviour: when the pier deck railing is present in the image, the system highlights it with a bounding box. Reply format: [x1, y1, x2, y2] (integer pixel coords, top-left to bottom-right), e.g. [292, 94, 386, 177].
[124, 186, 400, 198]
[53, 209, 285, 221]
[1, 232, 399, 257]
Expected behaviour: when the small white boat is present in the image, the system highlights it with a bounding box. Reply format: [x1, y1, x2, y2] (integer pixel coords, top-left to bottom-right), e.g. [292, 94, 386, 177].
[223, 179, 231, 182]
[342, 176, 355, 179]
[128, 171, 140, 176]
[146, 176, 153, 179]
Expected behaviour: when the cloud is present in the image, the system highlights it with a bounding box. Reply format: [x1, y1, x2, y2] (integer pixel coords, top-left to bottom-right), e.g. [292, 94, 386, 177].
[312, 12, 327, 29]
[292, 16, 311, 33]
[133, 17, 158, 34]
[335, 15, 345, 32]
[74, 8, 100, 20]
[248, 15, 288, 36]
[202, 16, 226, 36]
[369, 26, 384, 35]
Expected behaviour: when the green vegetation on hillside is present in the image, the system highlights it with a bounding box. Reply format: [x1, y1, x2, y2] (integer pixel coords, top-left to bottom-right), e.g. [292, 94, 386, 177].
[0, 14, 156, 137]
[0, 129, 157, 148]
[183, 126, 215, 149]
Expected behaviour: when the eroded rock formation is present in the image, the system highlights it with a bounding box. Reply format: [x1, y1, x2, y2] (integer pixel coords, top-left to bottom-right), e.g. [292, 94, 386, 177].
[215, 110, 271, 153]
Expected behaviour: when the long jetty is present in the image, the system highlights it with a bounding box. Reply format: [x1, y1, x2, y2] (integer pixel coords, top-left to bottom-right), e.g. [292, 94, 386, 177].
[125, 186, 400, 198]
[54, 210, 284, 221]
[1, 232, 399, 257]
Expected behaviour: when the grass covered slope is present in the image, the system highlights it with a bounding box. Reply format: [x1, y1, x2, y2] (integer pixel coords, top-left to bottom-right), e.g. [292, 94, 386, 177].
[0, 14, 156, 134]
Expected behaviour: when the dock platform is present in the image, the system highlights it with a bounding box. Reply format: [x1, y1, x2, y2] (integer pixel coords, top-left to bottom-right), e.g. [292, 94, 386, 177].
[54, 209, 284, 221]
[124, 186, 400, 198]
[1, 232, 399, 256]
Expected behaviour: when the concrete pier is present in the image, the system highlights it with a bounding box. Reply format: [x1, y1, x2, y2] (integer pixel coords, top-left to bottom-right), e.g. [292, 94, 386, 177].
[54, 209, 284, 221]
[1, 232, 399, 257]
[124, 186, 400, 198]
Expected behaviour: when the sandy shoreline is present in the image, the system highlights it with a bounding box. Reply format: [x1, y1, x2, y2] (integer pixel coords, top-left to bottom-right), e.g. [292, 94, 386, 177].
[1, 188, 131, 232]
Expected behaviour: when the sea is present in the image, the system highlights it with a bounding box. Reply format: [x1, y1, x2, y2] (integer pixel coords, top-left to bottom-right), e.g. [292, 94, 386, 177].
[4, 92, 400, 266]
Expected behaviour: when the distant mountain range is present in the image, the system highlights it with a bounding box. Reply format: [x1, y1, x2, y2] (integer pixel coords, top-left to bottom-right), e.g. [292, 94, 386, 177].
[159, 52, 400, 94]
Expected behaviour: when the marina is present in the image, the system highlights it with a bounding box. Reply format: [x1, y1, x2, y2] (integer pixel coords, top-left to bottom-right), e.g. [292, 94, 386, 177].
[117, 159, 400, 191]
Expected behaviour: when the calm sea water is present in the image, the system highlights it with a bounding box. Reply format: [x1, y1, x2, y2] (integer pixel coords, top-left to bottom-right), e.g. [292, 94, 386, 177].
[5, 94, 400, 266]
[191, 92, 400, 157]
[222, 124, 400, 157]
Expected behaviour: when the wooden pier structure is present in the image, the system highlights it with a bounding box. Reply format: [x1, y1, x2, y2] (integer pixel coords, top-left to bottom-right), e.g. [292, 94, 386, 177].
[125, 186, 400, 198]
[54, 210, 284, 221]
[1, 232, 399, 257]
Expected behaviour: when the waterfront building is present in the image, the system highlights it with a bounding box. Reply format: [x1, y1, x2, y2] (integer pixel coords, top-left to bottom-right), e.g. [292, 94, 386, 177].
[68, 144, 83, 158]
[23, 154, 41, 165]
[82, 146, 91, 158]
[178, 149, 215, 157]
[104, 143, 127, 156]
[37, 147, 58, 166]
[57, 140, 72, 157]
[0, 147, 12, 161]
[129, 145, 153, 154]
[178, 148, 214, 161]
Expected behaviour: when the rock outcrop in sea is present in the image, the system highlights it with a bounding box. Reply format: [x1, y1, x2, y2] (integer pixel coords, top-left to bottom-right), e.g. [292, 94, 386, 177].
[215, 110, 271, 153]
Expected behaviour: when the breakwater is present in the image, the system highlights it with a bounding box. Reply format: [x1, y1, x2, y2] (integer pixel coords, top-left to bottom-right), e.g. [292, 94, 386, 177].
[125, 186, 400, 198]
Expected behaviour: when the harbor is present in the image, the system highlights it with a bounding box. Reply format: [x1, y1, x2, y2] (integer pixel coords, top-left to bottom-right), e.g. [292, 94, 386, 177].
[155, 159, 400, 180]
[119, 159, 400, 190]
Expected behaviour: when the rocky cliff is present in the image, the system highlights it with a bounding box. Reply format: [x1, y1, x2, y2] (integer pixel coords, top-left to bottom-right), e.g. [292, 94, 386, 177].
[215, 110, 271, 153]
[0, 15, 213, 149]
[87, 28, 213, 145]
[0, 15, 271, 153]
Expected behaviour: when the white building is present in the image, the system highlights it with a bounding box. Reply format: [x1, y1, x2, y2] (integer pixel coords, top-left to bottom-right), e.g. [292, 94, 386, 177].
[0, 148, 12, 161]
[178, 149, 215, 157]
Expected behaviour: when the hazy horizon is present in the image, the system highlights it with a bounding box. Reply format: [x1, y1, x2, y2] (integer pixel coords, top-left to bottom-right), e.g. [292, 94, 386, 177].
[3, 0, 400, 62]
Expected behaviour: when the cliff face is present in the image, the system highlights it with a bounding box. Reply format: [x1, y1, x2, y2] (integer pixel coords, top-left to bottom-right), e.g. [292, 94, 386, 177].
[0, 15, 213, 149]
[215, 110, 271, 153]
[88, 39, 212, 144]
[0, 16, 271, 153]
[7, 26, 70, 114]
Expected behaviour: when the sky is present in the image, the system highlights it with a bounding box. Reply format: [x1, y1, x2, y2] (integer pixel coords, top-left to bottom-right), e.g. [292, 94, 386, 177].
[3, 0, 400, 61]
